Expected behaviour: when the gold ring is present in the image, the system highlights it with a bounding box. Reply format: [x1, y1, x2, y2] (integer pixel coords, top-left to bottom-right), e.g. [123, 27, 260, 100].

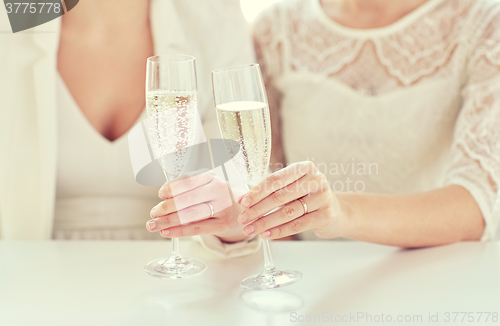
[297, 197, 308, 215]
[206, 202, 214, 218]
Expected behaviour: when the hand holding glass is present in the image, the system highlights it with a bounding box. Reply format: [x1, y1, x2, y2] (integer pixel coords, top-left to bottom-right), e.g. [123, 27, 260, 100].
[144, 54, 207, 279]
[212, 64, 302, 290]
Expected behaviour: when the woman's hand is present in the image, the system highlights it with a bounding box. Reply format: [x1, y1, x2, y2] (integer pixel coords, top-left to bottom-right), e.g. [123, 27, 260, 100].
[237, 161, 347, 240]
[237, 161, 485, 246]
[146, 170, 248, 243]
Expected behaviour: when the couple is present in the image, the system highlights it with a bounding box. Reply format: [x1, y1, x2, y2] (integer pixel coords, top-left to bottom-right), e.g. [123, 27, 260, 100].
[1, 0, 499, 257]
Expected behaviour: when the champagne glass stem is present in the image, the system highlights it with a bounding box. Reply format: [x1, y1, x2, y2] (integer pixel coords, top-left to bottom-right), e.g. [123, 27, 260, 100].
[247, 182, 275, 272]
[262, 239, 276, 272]
[161, 166, 182, 262]
[171, 238, 181, 260]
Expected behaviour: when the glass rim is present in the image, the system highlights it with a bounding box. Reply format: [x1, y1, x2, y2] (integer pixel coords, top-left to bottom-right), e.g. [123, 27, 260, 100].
[147, 54, 195, 64]
[212, 63, 260, 74]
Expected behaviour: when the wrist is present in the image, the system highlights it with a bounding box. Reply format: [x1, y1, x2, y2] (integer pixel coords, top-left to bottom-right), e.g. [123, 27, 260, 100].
[334, 192, 357, 239]
[315, 191, 355, 239]
[214, 202, 249, 243]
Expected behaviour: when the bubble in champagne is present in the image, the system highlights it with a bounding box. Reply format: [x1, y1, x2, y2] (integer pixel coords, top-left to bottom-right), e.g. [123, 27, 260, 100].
[146, 90, 198, 179]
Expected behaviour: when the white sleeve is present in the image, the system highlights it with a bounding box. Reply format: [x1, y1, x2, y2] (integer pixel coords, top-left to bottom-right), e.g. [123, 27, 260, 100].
[444, 7, 500, 241]
[200, 0, 257, 142]
[190, 0, 261, 257]
[194, 234, 261, 258]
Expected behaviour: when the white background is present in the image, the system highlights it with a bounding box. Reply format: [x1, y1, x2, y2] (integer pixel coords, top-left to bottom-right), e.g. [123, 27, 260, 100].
[240, 0, 500, 22]
[240, 0, 282, 22]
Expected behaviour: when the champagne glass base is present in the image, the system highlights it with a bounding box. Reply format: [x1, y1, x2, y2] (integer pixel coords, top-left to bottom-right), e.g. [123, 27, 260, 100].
[240, 269, 302, 290]
[145, 257, 207, 279]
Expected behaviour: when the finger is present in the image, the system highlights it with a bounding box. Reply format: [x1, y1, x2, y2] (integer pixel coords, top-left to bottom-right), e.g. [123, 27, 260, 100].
[159, 219, 227, 238]
[147, 202, 214, 232]
[153, 180, 219, 217]
[147, 212, 181, 232]
[170, 180, 218, 211]
[240, 161, 316, 208]
[242, 196, 317, 235]
[150, 198, 176, 217]
[159, 169, 215, 199]
[239, 173, 319, 224]
[152, 178, 233, 219]
[260, 211, 324, 240]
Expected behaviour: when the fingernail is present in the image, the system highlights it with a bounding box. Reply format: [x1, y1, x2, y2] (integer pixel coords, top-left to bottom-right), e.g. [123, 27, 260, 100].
[150, 207, 156, 217]
[238, 213, 248, 224]
[261, 231, 271, 237]
[161, 229, 170, 236]
[159, 188, 165, 199]
[147, 219, 156, 231]
[241, 196, 251, 208]
[237, 194, 245, 203]
[243, 224, 255, 235]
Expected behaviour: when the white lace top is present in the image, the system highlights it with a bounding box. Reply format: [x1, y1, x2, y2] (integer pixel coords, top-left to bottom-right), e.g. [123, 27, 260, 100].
[253, 0, 500, 241]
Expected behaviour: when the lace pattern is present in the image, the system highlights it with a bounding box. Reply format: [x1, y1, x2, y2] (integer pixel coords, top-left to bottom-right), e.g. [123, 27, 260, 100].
[253, 0, 500, 240]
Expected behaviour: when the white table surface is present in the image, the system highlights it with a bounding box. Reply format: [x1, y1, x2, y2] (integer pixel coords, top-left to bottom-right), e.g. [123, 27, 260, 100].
[0, 240, 499, 326]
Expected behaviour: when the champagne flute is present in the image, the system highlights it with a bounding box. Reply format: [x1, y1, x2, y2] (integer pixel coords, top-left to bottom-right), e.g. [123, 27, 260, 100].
[212, 64, 302, 290]
[144, 54, 207, 279]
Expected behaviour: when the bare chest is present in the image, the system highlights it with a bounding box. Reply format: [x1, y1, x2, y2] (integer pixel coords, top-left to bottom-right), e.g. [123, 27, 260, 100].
[57, 27, 154, 141]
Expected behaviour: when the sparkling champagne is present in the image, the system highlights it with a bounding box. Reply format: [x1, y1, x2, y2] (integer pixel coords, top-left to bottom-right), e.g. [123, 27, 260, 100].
[216, 101, 271, 188]
[146, 90, 198, 178]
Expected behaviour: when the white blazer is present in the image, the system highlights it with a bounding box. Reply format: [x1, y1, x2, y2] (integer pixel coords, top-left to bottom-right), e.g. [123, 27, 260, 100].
[0, 0, 255, 239]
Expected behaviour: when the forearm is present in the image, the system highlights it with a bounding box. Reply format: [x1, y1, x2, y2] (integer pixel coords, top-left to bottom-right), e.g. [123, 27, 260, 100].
[337, 185, 485, 247]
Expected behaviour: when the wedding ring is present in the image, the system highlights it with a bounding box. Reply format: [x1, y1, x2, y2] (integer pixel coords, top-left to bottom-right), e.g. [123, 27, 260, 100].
[206, 202, 214, 218]
[297, 197, 308, 215]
